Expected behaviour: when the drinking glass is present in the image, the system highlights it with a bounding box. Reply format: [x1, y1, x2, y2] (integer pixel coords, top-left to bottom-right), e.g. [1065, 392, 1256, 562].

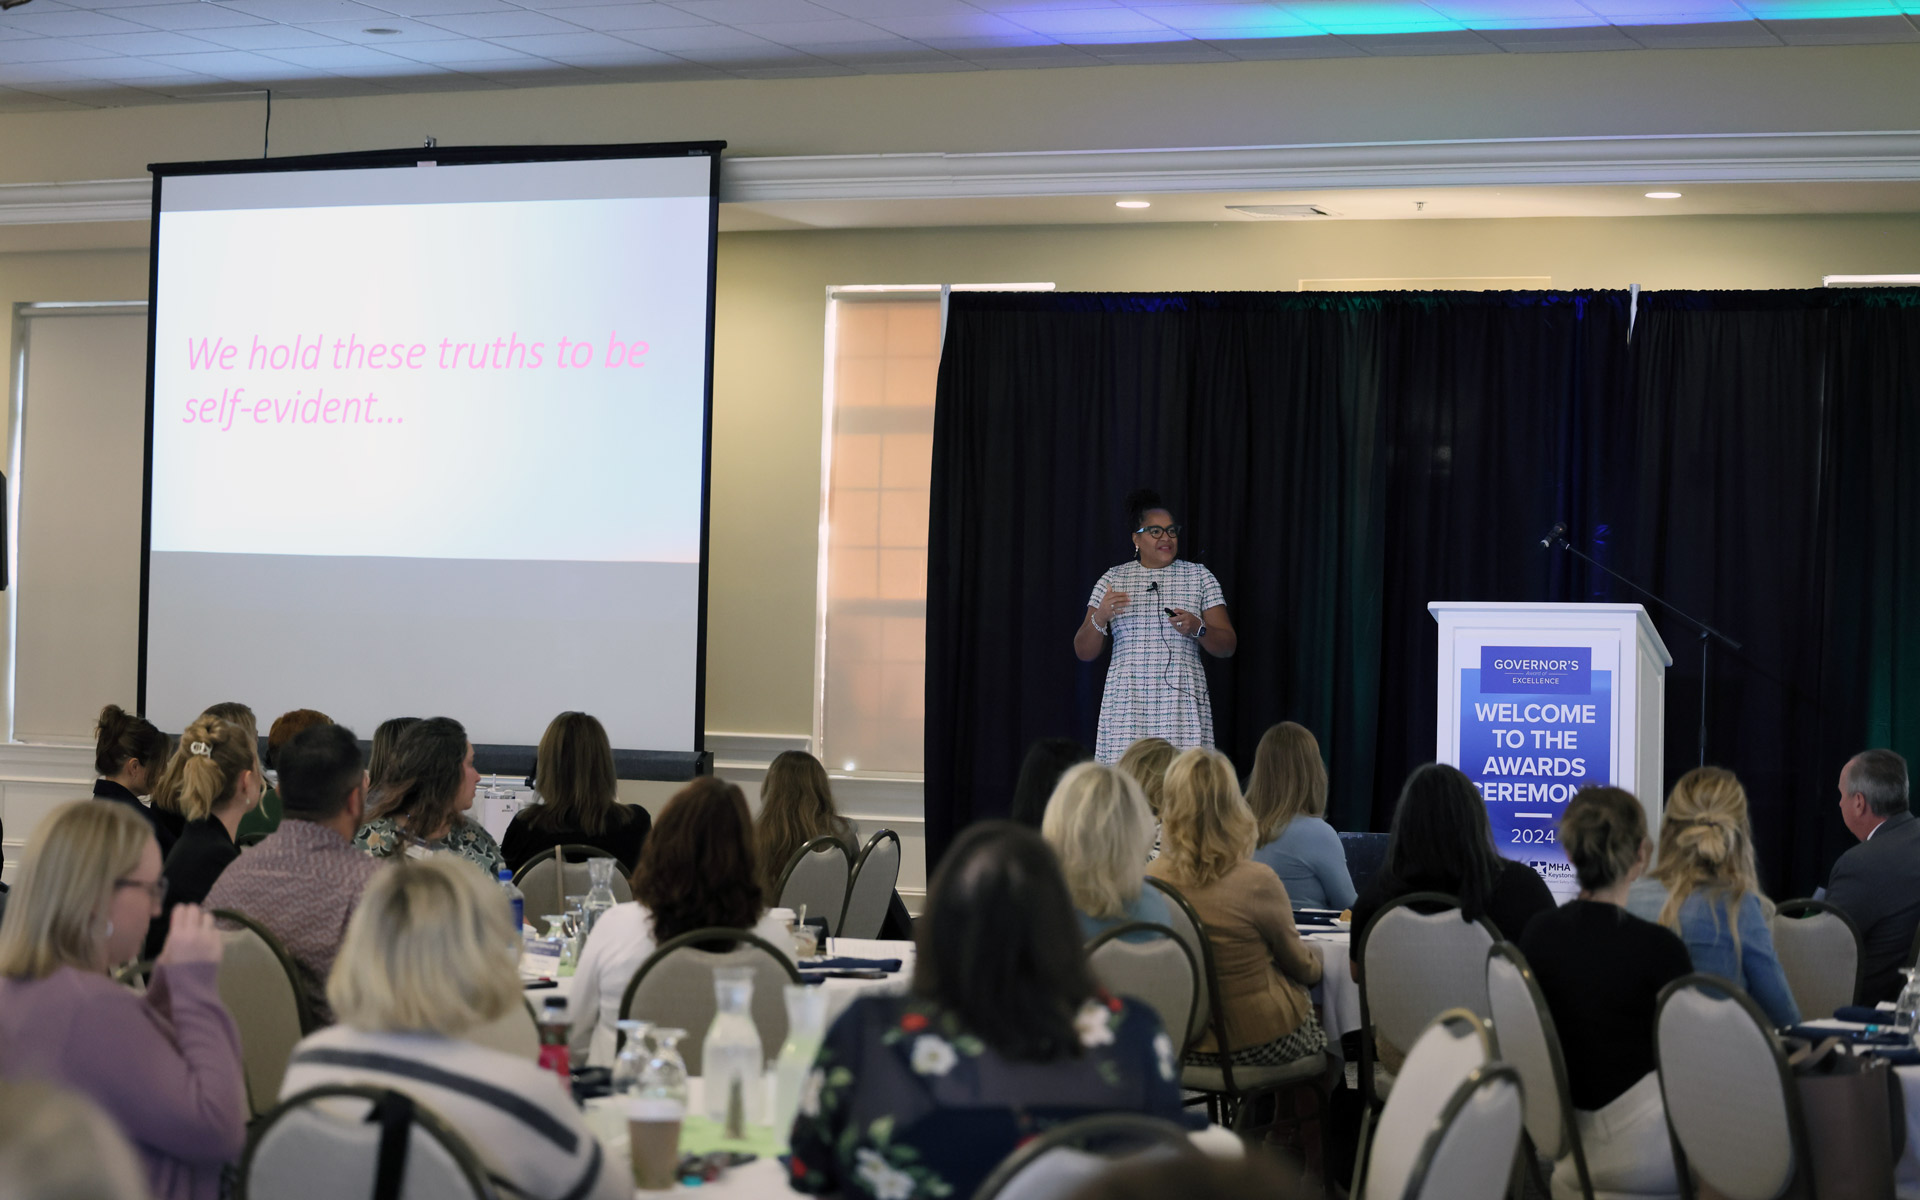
[612, 1019, 653, 1095]
[643, 1028, 690, 1108]
[1896, 968, 1920, 1048]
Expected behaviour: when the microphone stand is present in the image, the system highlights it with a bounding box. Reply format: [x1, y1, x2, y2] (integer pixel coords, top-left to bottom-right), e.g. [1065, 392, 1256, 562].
[1544, 530, 1741, 768]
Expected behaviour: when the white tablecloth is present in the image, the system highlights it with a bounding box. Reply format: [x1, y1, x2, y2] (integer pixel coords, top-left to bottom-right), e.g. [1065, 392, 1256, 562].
[1304, 929, 1362, 1042]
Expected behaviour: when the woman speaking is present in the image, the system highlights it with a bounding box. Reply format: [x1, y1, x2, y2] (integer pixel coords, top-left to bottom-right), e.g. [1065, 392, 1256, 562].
[1074, 490, 1236, 762]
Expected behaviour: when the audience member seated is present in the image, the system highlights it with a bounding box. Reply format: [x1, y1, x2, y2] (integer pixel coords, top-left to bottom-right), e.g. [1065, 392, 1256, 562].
[1518, 786, 1689, 1200]
[1350, 763, 1556, 965]
[1010, 737, 1093, 828]
[366, 715, 420, 787]
[205, 722, 383, 1025]
[788, 821, 1188, 1200]
[280, 857, 625, 1200]
[569, 776, 792, 1065]
[91, 704, 175, 857]
[1626, 767, 1799, 1026]
[354, 716, 504, 876]
[1246, 721, 1356, 911]
[0, 1079, 151, 1200]
[150, 702, 257, 850]
[151, 716, 262, 942]
[753, 749, 855, 898]
[502, 711, 650, 873]
[0, 801, 246, 1200]
[1042, 761, 1171, 942]
[1116, 737, 1176, 860]
[1824, 748, 1920, 1003]
[1147, 748, 1326, 1070]
[237, 707, 331, 842]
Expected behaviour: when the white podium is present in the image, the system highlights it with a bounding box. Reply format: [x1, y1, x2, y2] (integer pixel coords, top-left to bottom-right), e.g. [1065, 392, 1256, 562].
[1429, 602, 1672, 901]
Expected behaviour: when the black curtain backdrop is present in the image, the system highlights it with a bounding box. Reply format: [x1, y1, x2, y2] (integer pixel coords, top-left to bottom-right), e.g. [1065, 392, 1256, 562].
[924, 288, 1920, 899]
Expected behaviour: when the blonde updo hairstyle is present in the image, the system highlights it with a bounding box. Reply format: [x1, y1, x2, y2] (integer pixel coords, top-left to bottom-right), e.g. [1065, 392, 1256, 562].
[1116, 738, 1177, 817]
[1041, 762, 1155, 920]
[1559, 785, 1647, 892]
[148, 716, 256, 823]
[0, 800, 151, 980]
[1651, 766, 1765, 951]
[328, 856, 520, 1037]
[1156, 747, 1257, 889]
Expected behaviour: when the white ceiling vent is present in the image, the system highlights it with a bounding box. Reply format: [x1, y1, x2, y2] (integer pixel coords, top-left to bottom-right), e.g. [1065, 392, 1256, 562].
[1228, 204, 1337, 219]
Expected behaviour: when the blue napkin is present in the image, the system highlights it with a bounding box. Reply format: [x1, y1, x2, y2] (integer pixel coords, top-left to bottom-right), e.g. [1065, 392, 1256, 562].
[801, 956, 903, 972]
[1871, 1047, 1920, 1065]
[1833, 1005, 1902, 1026]
[1787, 1023, 1908, 1047]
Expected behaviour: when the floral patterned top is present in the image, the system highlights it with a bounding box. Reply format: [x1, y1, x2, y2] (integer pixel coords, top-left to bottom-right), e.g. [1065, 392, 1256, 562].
[788, 993, 1190, 1200]
[353, 815, 506, 879]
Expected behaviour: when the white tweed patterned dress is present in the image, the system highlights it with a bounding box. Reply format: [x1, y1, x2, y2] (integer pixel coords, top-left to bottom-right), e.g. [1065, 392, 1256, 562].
[1089, 558, 1226, 763]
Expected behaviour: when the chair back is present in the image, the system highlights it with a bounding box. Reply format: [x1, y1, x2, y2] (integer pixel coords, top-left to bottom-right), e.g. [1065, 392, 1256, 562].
[239, 1084, 495, 1200]
[210, 909, 313, 1116]
[620, 928, 801, 1074]
[1485, 943, 1592, 1199]
[838, 829, 902, 940]
[465, 997, 540, 1061]
[1141, 876, 1211, 1050]
[1339, 832, 1391, 895]
[1086, 922, 1199, 1057]
[1400, 1067, 1526, 1200]
[972, 1113, 1194, 1200]
[776, 836, 853, 936]
[1771, 898, 1862, 1017]
[1655, 973, 1810, 1200]
[237, 831, 270, 848]
[1360, 1008, 1496, 1200]
[1359, 892, 1498, 1055]
[511, 845, 632, 926]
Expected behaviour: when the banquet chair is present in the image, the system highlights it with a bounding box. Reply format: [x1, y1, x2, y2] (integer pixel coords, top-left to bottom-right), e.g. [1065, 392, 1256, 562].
[465, 997, 539, 1061]
[1655, 973, 1813, 1200]
[1357, 1008, 1506, 1200]
[620, 927, 803, 1073]
[971, 1112, 1196, 1200]
[1085, 922, 1200, 1056]
[838, 829, 902, 939]
[776, 835, 854, 937]
[511, 845, 632, 927]
[239, 1084, 496, 1200]
[1485, 942, 1595, 1200]
[210, 909, 314, 1116]
[1357, 892, 1498, 1114]
[1142, 877, 1212, 1051]
[1771, 898, 1863, 1017]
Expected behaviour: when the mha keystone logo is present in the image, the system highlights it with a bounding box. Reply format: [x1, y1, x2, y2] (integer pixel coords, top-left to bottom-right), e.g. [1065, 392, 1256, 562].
[1460, 646, 1610, 883]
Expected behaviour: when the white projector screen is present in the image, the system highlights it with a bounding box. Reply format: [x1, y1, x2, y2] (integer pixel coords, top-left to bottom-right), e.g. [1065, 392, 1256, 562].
[144, 145, 719, 755]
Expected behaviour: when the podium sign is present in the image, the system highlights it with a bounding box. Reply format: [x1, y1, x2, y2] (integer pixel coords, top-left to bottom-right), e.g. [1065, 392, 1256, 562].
[1430, 603, 1671, 901]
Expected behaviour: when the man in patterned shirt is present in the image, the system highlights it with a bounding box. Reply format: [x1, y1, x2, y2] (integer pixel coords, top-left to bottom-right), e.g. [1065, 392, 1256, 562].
[206, 722, 383, 1024]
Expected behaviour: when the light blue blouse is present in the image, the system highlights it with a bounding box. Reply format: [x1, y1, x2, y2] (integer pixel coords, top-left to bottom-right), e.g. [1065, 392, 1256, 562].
[1078, 885, 1174, 944]
[1252, 816, 1358, 911]
[1626, 878, 1800, 1027]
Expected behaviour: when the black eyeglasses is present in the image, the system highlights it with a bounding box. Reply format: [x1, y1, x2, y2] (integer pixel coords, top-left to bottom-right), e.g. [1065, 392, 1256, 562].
[115, 876, 168, 905]
[1137, 525, 1181, 539]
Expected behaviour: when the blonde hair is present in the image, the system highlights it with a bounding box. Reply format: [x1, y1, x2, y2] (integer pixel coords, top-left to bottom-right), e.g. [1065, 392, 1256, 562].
[1242, 722, 1329, 843]
[1652, 766, 1764, 955]
[1116, 738, 1177, 817]
[328, 856, 519, 1037]
[1156, 748, 1257, 889]
[0, 1079, 149, 1200]
[1042, 762, 1155, 920]
[149, 716, 255, 823]
[0, 801, 150, 980]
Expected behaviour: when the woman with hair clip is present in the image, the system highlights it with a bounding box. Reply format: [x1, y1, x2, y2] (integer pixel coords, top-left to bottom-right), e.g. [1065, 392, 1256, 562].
[1626, 766, 1799, 1026]
[0, 800, 246, 1200]
[1073, 490, 1237, 763]
[753, 749, 855, 898]
[151, 703, 257, 849]
[353, 716, 503, 877]
[1519, 786, 1690, 1200]
[569, 776, 792, 1065]
[501, 711, 650, 872]
[92, 705, 176, 857]
[1246, 722, 1356, 911]
[152, 716, 262, 935]
[789, 821, 1188, 1200]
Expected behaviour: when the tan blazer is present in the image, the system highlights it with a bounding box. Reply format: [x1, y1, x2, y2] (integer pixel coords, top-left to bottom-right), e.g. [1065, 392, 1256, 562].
[1147, 858, 1322, 1053]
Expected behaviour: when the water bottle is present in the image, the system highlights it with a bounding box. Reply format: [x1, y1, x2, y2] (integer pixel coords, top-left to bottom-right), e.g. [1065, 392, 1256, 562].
[772, 984, 829, 1135]
[497, 868, 525, 938]
[583, 858, 618, 938]
[536, 995, 571, 1082]
[703, 966, 765, 1126]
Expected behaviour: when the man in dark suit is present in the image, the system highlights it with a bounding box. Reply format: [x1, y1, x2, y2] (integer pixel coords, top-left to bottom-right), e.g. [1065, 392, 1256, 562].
[1825, 749, 1920, 1003]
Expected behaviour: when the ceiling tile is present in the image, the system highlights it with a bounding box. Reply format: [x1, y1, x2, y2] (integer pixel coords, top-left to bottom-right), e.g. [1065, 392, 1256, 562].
[1090, 37, 1239, 54]
[0, 59, 96, 80]
[1621, 16, 1781, 38]
[0, 34, 120, 58]
[728, 59, 855, 72]
[379, 33, 543, 57]
[577, 58, 730, 77]
[191, 23, 345, 46]
[107, 4, 274, 29]
[416, 8, 583, 33]
[68, 28, 227, 51]
[297, 17, 477, 40]
[1347, 26, 1501, 46]
[221, 0, 397, 22]
[1578, 0, 1748, 15]
[866, 11, 1036, 37]
[619, 20, 781, 46]
[1004, 6, 1173, 31]
[804, 38, 959, 57]
[0, 23, 45, 41]
[143, 46, 317, 74]
[261, 40, 422, 63]
[531, 43, 679, 62]
[362, 0, 518, 14]
[813, 0, 986, 15]
[1209, 31, 1366, 51]
[963, 0, 1122, 11]
[1770, 12, 1920, 39]
[1, 9, 154, 35]
[1134, 4, 1319, 33]
[734, 16, 889, 41]
[539, 3, 713, 28]
[486, 27, 642, 50]
[665, 0, 848, 21]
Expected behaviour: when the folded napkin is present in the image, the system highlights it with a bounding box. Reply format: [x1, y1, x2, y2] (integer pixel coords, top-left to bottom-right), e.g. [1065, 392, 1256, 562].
[1294, 913, 1340, 927]
[1787, 1023, 1908, 1047]
[1870, 1047, 1920, 1065]
[800, 956, 902, 972]
[1834, 1006, 1905, 1027]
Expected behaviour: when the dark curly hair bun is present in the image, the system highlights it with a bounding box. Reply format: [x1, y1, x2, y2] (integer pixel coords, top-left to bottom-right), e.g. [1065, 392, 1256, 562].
[1125, 489, 1166, 527]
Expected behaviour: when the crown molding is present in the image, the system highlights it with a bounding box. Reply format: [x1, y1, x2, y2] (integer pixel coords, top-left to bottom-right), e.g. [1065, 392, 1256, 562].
[8, 131, 1920, 227]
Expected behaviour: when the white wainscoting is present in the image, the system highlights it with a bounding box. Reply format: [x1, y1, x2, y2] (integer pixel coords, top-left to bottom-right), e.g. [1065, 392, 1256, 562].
[0, 743, 105, 885]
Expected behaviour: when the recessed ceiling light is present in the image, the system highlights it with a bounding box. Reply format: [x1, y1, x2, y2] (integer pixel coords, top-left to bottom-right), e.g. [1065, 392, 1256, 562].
[364, 26, 401, 33]
[1645, 191, 1683, 199]
[1115, 200, 1151, 209]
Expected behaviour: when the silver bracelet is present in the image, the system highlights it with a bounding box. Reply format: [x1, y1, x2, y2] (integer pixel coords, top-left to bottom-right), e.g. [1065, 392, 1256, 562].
[1092, 617, 1109, 636]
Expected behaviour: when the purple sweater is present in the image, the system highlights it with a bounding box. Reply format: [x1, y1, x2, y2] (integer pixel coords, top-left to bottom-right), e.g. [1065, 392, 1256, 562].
[0, 962, 247, 1200]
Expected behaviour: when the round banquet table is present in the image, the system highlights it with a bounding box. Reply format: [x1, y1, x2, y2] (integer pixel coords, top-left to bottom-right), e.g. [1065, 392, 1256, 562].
[1302, 927, 1363, 1044]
